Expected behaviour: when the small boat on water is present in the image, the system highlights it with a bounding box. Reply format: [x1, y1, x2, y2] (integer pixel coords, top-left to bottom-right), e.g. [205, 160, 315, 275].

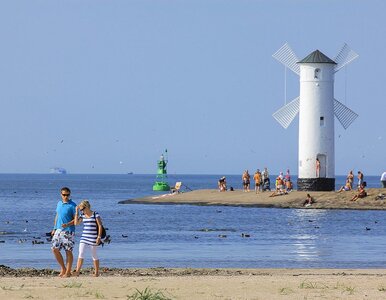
[50, 167, 67, 174]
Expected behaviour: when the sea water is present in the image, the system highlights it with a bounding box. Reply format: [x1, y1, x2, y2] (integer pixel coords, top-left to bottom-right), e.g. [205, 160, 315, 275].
[0, 174, 385, 269]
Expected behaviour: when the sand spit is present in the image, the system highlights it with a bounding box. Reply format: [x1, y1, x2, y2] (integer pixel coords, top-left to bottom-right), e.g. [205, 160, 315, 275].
[120, 188, 386, 210]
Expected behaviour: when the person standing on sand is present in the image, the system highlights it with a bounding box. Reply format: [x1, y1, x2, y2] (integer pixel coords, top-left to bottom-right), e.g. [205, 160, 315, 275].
[51, 187, 77, 278]
[242, 170, 250, 192]
[261, 167, 270, 191]
[347, 170, 354, 189]
[381, 171, 386, 188]
[357, 171, 364, 188]
[253, 170, 261, 193]
[285, 169, 291, 182]
[73, 200, 103, 277]
[218, 176, 227, 192]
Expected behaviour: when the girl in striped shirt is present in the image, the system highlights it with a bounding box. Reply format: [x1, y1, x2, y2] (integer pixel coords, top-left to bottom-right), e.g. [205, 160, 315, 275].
[73, 200, 103, 277]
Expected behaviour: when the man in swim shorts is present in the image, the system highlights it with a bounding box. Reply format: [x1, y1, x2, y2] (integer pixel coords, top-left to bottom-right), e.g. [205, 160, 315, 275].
[51, 187, 77, 277]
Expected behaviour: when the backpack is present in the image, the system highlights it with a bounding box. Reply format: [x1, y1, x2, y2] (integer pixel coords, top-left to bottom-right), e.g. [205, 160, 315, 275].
[93, 212, 107, 239]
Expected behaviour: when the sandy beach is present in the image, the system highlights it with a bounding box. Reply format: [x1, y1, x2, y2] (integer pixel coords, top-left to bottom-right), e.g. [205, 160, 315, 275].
[120, 188, 386, 210]
[2, 267, 386, 299]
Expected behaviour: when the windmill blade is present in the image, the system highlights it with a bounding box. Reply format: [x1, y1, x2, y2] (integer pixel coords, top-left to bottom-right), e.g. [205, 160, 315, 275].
[272, 43, 300, 75]
[334, 43, 359, 72]
[272, 97, 300, 129]
[334, 99, 358, 129]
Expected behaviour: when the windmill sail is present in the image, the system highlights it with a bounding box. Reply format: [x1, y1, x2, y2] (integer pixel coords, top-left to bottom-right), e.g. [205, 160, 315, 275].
[334, 43, 359, 73]
[272, 43, 300, 75]
[334, 99, 358, 129]
[272, 97, 300, 129]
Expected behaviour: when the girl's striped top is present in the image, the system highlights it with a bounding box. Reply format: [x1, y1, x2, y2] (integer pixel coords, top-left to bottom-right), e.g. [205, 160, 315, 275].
[79, 211, 100, 246]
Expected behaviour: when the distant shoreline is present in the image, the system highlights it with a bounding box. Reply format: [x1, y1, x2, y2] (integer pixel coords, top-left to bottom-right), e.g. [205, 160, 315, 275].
[120, 188, 386, 210]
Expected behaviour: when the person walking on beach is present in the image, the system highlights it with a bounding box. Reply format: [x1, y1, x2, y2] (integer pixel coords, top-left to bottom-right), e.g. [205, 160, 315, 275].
[73, 200, 103, 277]
[51, 187, 77, 278]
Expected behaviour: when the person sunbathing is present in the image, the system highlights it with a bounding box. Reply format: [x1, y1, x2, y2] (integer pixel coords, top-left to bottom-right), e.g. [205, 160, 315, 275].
[338, 180, 352, 192]
[303, 193, 315, 207]
[351, 185, 367, 201]
[269, 186, 288, 197]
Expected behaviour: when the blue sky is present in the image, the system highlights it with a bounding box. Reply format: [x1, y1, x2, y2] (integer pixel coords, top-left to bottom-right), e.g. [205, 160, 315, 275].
[0, 0, 385, 175]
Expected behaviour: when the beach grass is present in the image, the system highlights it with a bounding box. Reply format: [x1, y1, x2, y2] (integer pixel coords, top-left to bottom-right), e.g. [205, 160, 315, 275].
[94, 291, 105, 299]
[298, 279, 328, 290]
[333, 281, 356, 295]
[127, 287, 172, 300]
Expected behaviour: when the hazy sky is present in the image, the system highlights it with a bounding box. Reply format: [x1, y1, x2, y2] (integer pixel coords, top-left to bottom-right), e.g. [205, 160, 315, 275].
[0, 0, 385, 175]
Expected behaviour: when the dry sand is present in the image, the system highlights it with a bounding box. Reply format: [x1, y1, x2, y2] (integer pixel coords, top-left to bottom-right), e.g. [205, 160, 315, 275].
[2, 267, 386, 299]
[121, 188, 386, 210]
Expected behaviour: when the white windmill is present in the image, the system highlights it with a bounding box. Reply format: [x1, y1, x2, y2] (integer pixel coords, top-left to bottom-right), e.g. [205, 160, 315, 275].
[272, 43, 359, 191]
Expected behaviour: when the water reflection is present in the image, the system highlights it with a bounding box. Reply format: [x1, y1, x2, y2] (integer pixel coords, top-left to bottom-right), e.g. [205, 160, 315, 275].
[290, 209, 328, 263]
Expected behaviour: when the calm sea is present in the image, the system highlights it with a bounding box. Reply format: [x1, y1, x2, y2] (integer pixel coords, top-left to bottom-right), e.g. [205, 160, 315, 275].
[0, 174, 385, 269]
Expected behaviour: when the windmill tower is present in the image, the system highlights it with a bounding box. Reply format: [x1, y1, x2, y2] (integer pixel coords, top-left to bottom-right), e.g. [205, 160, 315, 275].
[272, 43, 359, 191]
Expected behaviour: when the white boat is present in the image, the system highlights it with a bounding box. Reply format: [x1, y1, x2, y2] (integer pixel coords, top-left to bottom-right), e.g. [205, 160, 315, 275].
[50, 167, 67, 174]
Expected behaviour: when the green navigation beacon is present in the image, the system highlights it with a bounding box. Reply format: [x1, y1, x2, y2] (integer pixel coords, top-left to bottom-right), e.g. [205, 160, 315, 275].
[152, 150, 170, 191]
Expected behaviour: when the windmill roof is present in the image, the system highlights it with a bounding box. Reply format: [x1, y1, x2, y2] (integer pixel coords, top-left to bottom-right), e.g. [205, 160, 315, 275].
[298, 50, 336, 64]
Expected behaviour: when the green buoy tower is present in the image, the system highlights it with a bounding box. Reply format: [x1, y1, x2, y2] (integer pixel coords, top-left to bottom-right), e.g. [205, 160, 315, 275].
[152, 149, 170, 191]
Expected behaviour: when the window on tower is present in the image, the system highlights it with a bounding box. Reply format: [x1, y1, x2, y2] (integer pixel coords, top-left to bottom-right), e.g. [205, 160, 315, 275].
[314, 68, 320, 79]
[320, 116, 325, 126]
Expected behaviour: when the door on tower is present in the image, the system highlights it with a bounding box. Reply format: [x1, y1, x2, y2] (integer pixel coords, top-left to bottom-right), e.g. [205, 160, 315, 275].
[317, 154, 327, 178]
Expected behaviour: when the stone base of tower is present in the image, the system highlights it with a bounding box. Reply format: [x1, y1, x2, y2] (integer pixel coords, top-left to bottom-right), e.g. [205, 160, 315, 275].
[297, 178, 335, 191]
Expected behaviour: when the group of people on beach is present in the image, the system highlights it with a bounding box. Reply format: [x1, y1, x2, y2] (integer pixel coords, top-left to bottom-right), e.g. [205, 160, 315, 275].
[51, 187, 104, 278]
[337, 170, 368, 201]
[250, 168, 293, 195]
[238, 169, 271, 193]
[218, 168, 294, 194]
[268, 170, 293, 197]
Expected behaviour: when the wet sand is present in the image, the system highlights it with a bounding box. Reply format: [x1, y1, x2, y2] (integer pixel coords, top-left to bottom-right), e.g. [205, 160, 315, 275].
[2, 266, 386, 299]
[120, 188, 386, 210]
